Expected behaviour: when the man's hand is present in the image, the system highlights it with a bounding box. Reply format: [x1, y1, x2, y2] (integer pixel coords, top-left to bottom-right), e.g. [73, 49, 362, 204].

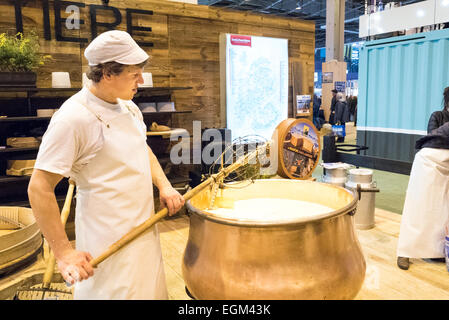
[159, 186, 185, 216]
[56, 249, 94, 285]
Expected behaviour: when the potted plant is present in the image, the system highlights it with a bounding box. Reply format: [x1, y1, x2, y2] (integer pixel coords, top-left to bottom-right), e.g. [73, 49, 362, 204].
[0, 31, 50, 87]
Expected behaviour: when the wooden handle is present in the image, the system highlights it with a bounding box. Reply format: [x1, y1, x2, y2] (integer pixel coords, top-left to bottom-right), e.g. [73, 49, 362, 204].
[90, 176, 216, 268]
[42, 180, 75, 288]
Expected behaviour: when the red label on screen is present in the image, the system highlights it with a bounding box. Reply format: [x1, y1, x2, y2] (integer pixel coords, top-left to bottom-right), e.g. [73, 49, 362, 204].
[230, 35, 252, 47]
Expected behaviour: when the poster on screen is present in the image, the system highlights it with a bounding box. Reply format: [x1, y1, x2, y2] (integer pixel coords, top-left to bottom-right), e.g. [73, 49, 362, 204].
[322, 72, 333, 83]
[334, 81, 346, 93]
[296, 95, 311, 116]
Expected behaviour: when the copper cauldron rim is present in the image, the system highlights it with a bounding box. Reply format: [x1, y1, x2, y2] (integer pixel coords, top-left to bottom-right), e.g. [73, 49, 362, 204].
[186, 179, 357, 228]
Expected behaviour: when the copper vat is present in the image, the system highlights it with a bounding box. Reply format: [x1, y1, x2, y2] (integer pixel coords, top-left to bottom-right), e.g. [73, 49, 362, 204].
[183, 179, 366, 300]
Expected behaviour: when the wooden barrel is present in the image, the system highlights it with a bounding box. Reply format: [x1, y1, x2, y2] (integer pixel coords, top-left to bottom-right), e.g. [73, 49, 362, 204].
[273, 118, 320, 179]
[0, 207, 43, 277]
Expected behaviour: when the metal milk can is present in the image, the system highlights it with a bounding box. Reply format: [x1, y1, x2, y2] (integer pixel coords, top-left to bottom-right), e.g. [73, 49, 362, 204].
[344, 168, 380, 230]
[321, 162, 352, 187]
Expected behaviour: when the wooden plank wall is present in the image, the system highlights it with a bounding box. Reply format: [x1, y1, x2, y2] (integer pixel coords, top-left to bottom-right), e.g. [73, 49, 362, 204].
[0, 0, 315, 133]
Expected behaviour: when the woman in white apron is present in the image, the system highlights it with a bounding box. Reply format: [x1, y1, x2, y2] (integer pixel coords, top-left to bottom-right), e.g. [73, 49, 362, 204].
[28, 31, 185, 298]
[397, 148, 449, 269]
[397, 91, 449, 270]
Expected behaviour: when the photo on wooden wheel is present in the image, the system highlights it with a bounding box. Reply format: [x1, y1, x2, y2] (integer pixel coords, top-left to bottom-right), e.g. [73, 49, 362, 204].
[275, 118, 320, 179]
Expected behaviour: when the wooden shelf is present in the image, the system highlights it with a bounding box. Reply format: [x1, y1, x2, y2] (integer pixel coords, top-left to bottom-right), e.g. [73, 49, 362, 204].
[0, 193, 69, 208]
[158, 155, 171, 165]
[0, 86, 192, 93]
[167, 176, 191, 185]
[0, 174, 189, 191]
[0, 86, 191, 205]
[0, 175, 30, 183]
[0, 87, 80, 93]
[0, 111, 191, 122]
[142, 111, 192, 115]
[0, 147, 39, 154]
[0, 116, 52, 122]
[137, 87, 192, 91]
[0, 175, 72, 185]
[147, 128, 189, 139]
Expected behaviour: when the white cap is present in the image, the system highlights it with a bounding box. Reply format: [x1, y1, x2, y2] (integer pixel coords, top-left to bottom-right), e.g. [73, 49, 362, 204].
[84, 30, 149, 66]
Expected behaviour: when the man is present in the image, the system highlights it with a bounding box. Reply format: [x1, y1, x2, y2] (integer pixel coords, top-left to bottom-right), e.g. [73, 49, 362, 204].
[347, 95, 353, 120]
[28, 30, 185, 299]
[352, 96, 358, 127]
[334, 92, 349, 143]
[312, 94, 322, 130]
[329, 89, 338, 125]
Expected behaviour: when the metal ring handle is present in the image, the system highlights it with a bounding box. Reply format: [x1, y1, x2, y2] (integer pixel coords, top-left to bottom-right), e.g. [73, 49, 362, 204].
[356, 184, 380, 200]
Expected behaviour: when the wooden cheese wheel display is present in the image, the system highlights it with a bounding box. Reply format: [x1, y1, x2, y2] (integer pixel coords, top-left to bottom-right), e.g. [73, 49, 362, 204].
[273, 118, 321, 179]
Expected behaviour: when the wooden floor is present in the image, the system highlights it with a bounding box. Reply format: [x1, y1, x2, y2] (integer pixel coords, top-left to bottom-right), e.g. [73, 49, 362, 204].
[158, 215, 191, 300]
[160, 209, 449, 300]
[1, 207, 448, 300]
[354, 208, 449, 300]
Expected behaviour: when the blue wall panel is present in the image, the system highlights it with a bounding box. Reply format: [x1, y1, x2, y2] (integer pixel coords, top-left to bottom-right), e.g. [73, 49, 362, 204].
[359, 29, 449, 132]
[358, 29, 449, 162]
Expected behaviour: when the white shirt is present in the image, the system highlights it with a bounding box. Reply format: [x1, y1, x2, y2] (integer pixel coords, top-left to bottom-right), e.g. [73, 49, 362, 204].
[35, 87, 145, 177]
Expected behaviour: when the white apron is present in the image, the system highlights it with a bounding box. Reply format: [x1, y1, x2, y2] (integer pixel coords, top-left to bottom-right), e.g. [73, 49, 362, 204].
[72, 102, 168, 300]
[397, 147, 449, 259]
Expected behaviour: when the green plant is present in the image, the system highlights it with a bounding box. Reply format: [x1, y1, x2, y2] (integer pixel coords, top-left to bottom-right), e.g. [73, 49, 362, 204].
[0, 31, 51, 72]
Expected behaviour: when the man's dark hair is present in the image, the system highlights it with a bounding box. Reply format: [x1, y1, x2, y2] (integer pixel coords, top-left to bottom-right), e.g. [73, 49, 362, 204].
[86, 60, 148, 83]
[443, 86, 449, 110]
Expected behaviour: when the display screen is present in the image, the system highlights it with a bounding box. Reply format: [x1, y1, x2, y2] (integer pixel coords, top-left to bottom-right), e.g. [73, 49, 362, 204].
[225, 34, 288, 140]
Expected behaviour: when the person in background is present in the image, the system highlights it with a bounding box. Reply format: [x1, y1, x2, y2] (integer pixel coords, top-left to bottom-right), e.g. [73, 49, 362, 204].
[329, 89, 338, 125]
[318, 96, 325, 126]
[334, 92, 350, 142]
[352, 96, 358, 127]
[348, 95, 358, 127]
[313, 94, 323, 130]
[396, 88, 449, 270]
[348, 95, 354, 120]
[427, 86, 449, 133]
[28, 30, 185, 299]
